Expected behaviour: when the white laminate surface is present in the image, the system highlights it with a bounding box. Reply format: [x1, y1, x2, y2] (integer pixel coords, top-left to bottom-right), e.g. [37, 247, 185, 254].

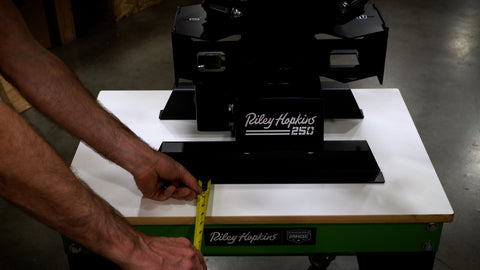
[70, 89, 453, 224]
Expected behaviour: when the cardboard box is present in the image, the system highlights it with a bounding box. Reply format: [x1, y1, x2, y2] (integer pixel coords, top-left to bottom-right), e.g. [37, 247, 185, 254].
[109, 0, 164, 21]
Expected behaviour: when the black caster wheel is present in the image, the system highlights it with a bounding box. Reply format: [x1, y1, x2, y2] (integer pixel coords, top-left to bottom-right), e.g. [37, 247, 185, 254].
[308, 254, 336, 270]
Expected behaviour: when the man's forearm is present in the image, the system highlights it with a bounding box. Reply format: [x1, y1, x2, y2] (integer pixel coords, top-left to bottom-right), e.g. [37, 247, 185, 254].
[6, 45, 155, 175]
[0, 102, 141, 264]
[0, 97, 205, 269]
[0, 1, 154, 177]
[0, 2, 206, 267]
[0, 0, 200, 202]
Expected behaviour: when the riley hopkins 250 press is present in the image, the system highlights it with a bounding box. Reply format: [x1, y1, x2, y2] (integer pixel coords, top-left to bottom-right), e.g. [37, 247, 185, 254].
[159, 0, 389, 184]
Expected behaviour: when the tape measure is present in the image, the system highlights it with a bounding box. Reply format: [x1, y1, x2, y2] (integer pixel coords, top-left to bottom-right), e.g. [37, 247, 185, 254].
[194, 179, 211, 250]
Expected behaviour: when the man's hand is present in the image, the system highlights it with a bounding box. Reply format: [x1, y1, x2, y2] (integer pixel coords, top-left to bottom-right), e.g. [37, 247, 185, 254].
[133, 151, 202, 201]
[120, 236, 207, 270]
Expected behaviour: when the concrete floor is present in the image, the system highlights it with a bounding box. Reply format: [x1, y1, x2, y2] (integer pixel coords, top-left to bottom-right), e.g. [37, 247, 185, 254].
[1, 0, 479, 269]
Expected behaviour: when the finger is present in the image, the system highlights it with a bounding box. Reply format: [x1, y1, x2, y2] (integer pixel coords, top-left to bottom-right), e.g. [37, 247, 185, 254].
[174, 235, 206, 269]
[152, 184, 176, 201]
[172, 187, 197, 200]
[152, 237, 206, 269]
[196, 249, 207, 270]
[155, 152, 202, 194]
[179, 247, 203, 270]
[174, 165, 202, 194]
[186, 245, 206, 270]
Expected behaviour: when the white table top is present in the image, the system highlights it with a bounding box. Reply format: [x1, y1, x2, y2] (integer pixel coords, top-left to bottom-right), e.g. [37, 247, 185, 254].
[71, 89, 453, 225]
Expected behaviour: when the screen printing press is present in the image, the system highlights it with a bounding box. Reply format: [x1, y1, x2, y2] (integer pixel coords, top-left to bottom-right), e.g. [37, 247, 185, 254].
[66, 1, 453, 269]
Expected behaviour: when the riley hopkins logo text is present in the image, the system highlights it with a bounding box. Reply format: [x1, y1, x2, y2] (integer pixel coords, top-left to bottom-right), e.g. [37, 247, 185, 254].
[208, 231, 279, 245]
[245, 112, 317, 129]
[204, 227, 317, 246]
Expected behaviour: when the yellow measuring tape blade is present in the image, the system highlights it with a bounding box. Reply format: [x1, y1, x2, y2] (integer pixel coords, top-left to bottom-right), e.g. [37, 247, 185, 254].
[194, 179, 211, 250]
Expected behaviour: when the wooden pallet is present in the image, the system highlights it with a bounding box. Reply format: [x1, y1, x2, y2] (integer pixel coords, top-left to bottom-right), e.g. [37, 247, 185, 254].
[0, 74, 32, 113]
[109, 0, 164, 21]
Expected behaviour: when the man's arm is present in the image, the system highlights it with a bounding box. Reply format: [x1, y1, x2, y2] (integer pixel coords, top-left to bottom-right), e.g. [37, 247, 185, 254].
[0, 0, 201, 200]
[0, 1, 206, 268]
[0, 102, 206, 269]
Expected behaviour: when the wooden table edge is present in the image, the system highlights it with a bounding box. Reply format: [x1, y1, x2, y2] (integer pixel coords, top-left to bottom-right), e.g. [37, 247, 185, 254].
[127, 214, 454, 226]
